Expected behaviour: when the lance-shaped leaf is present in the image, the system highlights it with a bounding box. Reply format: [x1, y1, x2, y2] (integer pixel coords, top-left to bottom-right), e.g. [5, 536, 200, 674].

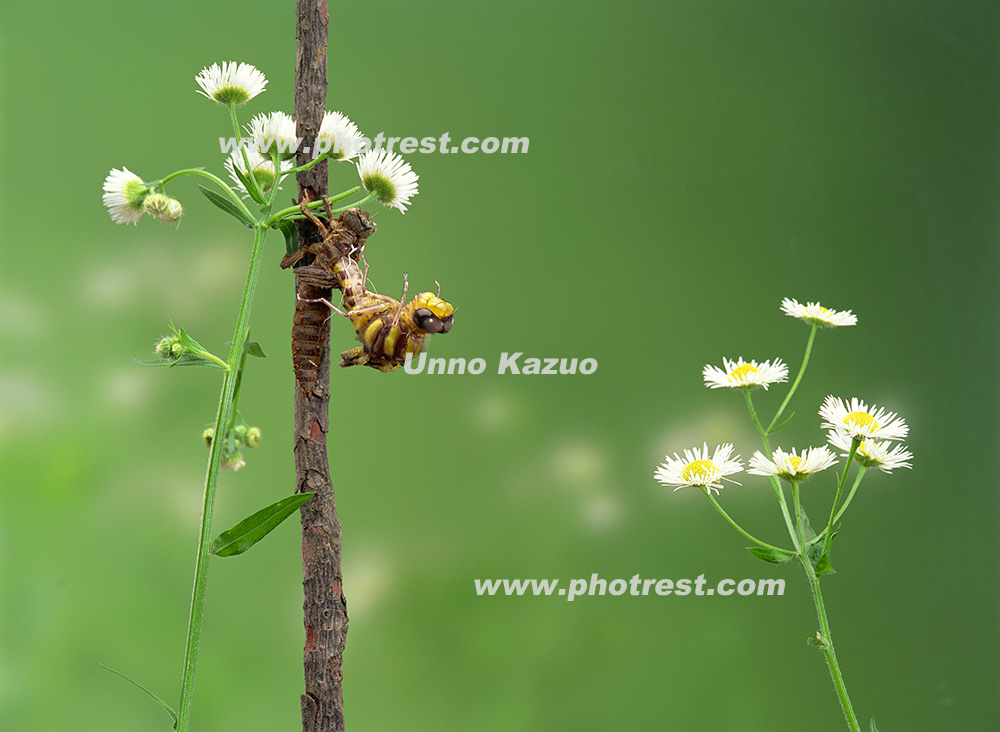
[211, 493, 315, 557]
[100, 663, 178, 726]
[132, 352, 226, 369]
[274, 219, 298, 257]
[199, 185, 255, 228]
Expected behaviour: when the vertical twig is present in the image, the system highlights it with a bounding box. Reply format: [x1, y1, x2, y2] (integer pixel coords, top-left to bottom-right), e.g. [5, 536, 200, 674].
[293, 3, 348, 731]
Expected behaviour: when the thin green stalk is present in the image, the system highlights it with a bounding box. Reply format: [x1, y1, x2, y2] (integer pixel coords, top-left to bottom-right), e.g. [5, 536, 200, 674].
[263, 186, 372, 228]
[817, 439, 859, 563]
[745, 391, 799, 540]
[743, 390, 771, 453]
[228, 103, 242, 144]
[811, 467, 867, 545]
[769, 474, 798, 542]
[701, 488, 794, 556]
[790, 482, 861, 732]
[175, 223, 269, 732]
[159, 168, 254, 222]
[768, 323, 817, 434]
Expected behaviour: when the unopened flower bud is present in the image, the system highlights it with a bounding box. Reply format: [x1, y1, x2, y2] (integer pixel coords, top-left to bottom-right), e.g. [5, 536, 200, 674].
[143, 193, 184, 224]
[202, 428, 215, 447]
[156, 335, 183, 359]
[244, 426, 262, 448]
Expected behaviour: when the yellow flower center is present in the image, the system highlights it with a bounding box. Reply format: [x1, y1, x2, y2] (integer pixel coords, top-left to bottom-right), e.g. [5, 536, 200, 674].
[682, 459, 717, 483]
[845, 411, 878, 431]
[785, 455, 803, 472]
[730, 364, 759, 380]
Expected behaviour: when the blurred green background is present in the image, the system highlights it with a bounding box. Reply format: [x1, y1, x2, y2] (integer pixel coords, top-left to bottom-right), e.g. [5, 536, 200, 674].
[2, 1, 998, 730]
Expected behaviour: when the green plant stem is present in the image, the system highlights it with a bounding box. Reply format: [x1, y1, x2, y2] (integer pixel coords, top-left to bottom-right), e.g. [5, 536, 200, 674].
[263, 186, 371, 228]
[811, 467, 867, 545]
[159, 168, 254, 221]
[701, 488, 794, 556]
[175, 223, 268, 732]
[768, 323, 817, 433]
[817, 439, 859, 562]
[264, 185, 359, 225]
[744, 390, 771, 453]
[789, 482, 861, 732]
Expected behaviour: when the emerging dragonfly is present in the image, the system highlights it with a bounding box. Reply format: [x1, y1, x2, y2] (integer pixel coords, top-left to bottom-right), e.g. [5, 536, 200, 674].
[280, 194, 454, 380]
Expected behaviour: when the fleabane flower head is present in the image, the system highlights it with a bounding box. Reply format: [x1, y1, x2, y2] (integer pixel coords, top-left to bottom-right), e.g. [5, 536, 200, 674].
[703, 357, 788, 391]
[654, 443, 743, 495]
[748, 446, 837, 482]
[828, 431, 913, 473]
[247, 111, 299, 160]
[195, 62, 267, 106]
[103, 167, 150, 224]
[357, 149, 419, 213]
[781, 297, 857, 327]
[317, 110, 364, 161]
[225, 146, 293, 197]
[819, 396, 909, 442]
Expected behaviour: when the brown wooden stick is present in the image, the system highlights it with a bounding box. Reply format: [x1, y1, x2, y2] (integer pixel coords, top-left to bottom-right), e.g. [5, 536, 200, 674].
[293, 2, 348, 730]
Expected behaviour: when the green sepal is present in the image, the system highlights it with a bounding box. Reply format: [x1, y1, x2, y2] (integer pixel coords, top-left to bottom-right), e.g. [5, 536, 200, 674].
[274, 219, 299, 257]
[198, 185, 255, 228]
[244, 341, 267, 358]
[100, 663, 178, 728]
[870, 716, 880, 732]
[746, 546, 795, 564]
[211, 493, 315, 557]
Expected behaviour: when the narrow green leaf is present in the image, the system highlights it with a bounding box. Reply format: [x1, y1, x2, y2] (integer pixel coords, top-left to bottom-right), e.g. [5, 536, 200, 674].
[746, 546, 795, 564]
[244, 341, 267, 358]
[198, 185, 255, 227]
[132, 353, 226, 369]
[100, 663, 178, 726]
[274, 219, 298, 257]
[232, 163, 267, 205]
[768, 411, 795, 434]
[211, 493, 315, 557]
[870, 716, 880, 732]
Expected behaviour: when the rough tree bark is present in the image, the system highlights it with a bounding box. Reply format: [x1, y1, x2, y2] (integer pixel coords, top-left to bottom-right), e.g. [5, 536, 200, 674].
[293, 3, 347, 731]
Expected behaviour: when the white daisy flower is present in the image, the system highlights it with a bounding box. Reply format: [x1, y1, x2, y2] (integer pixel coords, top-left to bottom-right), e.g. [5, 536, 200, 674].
[827, 431, 913, 473]
[703, 357, 788, 390]
[356, 149, 419, 213]
[247, 111, 299, 159]
[102, 167, 149, 224]
[781, 298, 857, 327]
[317, 110, 364, 161]
[654, 443, 743, 495]
[225, 146, 293, 197]
[195, 62, 267, 106]
[819, 396, 909, 442]
[748, 446, 838, 481]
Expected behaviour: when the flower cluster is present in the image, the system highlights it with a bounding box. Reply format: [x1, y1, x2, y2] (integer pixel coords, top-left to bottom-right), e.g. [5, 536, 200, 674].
[103, 61, 421, 225]
[654, 298, 912, 494]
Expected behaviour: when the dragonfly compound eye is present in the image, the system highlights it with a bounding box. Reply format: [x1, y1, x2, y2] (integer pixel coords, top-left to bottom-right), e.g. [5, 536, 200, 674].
[414, 308, 445, 333]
